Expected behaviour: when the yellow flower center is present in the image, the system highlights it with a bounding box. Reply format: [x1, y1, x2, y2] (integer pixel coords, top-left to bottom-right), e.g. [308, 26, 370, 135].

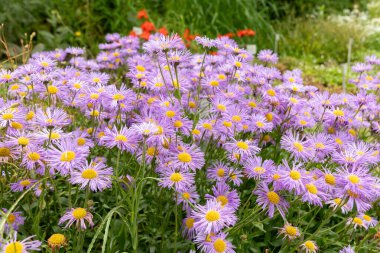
[113, 93, 125, 101]
[17, 137, 29, 146]
[90, 93, 99, 100]
[267, 191, 280, 204]
[174, 120, 183, 128]
[7, 214, 16, 223]
[81, 169, 98, 179]
[26, 111, 35, 120]
[265, 113, 273, 122]
[216, 195, 229, 206]
[5, 242, 23, 253]
[60, 151, 76, 162]
[254, 167, 265, 174]
[92, 77, 101, 83]
[51, 132, 61, 139]
[2, 73, 11, 80]
[289, 170, 301, 180]
[177, 152, 192, 163]
[11, 122, 23, 129]
[217, 104, 226, 111]
[363, 215, 371, 222]
[185, 217, 194, 228]
[348, 175, 360, 184]
[231, 115, 241, 122]
[20, 179, 31, 186]
[334, 198, 341, 205]
[304, 241, 315, 250]
[47, 85, 58, 94]
[256, 121, 264, 128]
[188, 101, 196, 108]
[169, 172, 183, 182]
[353, 217, 363, 225]
[48, 233, 66, 248]
[0, 147, 11, 157]
[27, 152, 40, 161]
[236, 141, 248, 150]
[210, 80, 219, 87]
[213, 238, 227, 253]
[2, 113, 13, 120]
[273, 174, 281, 180]
[136, 65, 145, 72]
[182, 192, 191, 200]
[333, 109, 344, 117]
[285, 225, 298, 236]
[216, 168, 225, 177]
[315, 143, 325, 149]
[223, 121, 232, 128]
[306, 184, 318, 194]
[165, 110, 175, 118]
[348, 129, 356, 136]
[147, 147, 157, 156]
[267, 89, 276, 97]
[205, 210, 220, 222]
[335, 138, 343, 145]
[192, 129, 200, 135]
[325, 174, 335, 185]
[293, 142, 304, 152]
[115, 134, 128, 142]
[299, 120, 307, 125]
[202, 123, 213, 130]
[77, 138, 86, 146]
[72, 208, 87, 219]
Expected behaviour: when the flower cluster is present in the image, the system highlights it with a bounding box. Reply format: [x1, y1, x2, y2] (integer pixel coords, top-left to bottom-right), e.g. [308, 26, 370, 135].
[0, 30, 379, 252]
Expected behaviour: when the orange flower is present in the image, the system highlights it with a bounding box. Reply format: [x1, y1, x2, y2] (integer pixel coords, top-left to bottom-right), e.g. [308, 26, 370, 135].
[236, 29, 256, 37]
[183, 29, 196, 41]
[137, 9, 149, 19]
[158, 27, 168, 36]
[129, 30, 137, 37]
[217, 33, 235, 38]
[141, 21, 155, 32]
[140, 31, 151, 40]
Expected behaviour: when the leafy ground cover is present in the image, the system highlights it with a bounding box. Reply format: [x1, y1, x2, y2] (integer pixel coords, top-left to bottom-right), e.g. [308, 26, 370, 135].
[0, 32, 380, 252]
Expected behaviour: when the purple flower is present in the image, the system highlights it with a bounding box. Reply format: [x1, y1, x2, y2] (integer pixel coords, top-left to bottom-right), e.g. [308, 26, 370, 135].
[158, 167, 195, 191]
[69, 160, 113, 192]
[59, 208, 94, 230]
[1, 232, 41, 252]
[100, 126, 139, 152]
[280, 131, 313, 161]
[192, 199, 237, 234]
[257, 49, 278, 64]
[2, 209, 25, 232]
[339, 245, 355, 253]
[10, 179, 37, 192]
[205, 182, 240, 210]
[199, 232, 235, 253]
[166, 144, 205, 171]
[254, 183, 289, 219]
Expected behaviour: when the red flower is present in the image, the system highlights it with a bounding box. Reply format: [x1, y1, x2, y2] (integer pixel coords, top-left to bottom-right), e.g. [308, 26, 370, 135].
[137, 9, 149, 19]
[141, 21, 155, 32]
[183, 29, 196, 41]
[140, 31, 151, 40]
[158, 27, 168, 36]
[217, 33, 235, 38]
[129, 30, 137, 37]
[236, 29, 256, 37]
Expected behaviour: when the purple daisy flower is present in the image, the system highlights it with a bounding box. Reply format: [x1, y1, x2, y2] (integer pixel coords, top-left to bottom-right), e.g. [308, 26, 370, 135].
[224, 139, 260, 163]
[69, 160, 113, 192]
[166, 144, 205, 171]
[200, 232, 235, 253]
[254, 183, 289, 219]
[1, 232, 41, 252]
[59, 208, 94, 230]
[158, 167, 195, 191]
[257, 49, 278, 64]
[280, 131, 313, 161]
[205, 182, 240, 210]
[207, 162, 233, 182]
[244, 156, 275, 180]
[46, 138, 89, 175]
[100, 126, 139, 152]
[339, 245, 355, 253]
[193, 199, 237, 234]
[10, 179, 37, 192]
[2, 209, 25, 233]
[278, 160, 310, 195]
